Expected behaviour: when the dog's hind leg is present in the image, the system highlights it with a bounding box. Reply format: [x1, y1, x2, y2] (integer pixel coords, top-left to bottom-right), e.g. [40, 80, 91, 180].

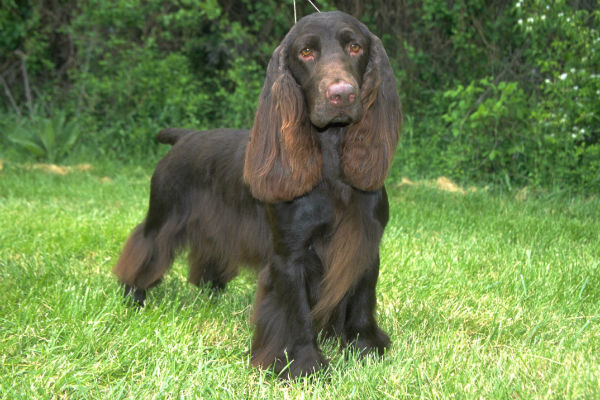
[113, 224, 154, 306]
[187, 243, 237, 290]
[113, 213, 185, 305]
[123, 282, 147, 306]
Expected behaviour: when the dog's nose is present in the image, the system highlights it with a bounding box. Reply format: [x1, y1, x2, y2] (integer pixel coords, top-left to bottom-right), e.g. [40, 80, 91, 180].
[326, 81, 356, 106]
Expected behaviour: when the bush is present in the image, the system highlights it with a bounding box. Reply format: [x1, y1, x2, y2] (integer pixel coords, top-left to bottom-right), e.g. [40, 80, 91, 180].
[65, 0, 266, 156]
[6, 110, 82, 162]
[1, 0, 293, 157]
[439, 79, 530, 188]
[517, 1, 600, 189]
[395, 0, 599, 191]
[0, 0, 598, 191]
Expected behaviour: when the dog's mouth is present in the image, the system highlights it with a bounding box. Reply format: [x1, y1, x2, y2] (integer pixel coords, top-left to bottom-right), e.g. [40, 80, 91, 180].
[330, 111, 354, 125]
[310, 106, 363, 129]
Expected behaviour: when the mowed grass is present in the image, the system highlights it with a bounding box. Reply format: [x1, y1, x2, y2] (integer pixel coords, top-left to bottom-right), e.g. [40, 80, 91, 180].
[1, 160, 598, 399]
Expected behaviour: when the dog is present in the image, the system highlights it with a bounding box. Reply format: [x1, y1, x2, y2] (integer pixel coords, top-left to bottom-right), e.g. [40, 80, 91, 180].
[113, 10, 401, 378]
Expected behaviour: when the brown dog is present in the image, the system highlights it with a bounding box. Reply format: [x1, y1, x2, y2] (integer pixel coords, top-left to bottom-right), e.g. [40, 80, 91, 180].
[114, 11, 401, 378]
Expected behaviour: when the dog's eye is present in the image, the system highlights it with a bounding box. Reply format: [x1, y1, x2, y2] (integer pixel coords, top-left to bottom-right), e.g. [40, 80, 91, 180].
[300, 48, 314, 59]
[349, 43, 362, 55]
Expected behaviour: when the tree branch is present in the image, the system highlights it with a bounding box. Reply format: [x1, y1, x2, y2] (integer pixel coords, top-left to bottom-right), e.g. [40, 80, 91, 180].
[14, 50, 34, 119]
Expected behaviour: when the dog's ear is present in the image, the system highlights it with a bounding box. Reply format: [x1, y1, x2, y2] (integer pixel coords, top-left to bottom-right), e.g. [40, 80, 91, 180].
[342, 33, 402, 191]
[244, 42, 322, 203]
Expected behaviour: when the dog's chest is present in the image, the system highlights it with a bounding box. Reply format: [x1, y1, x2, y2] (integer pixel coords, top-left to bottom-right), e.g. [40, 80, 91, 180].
[319, 128, 352, 204]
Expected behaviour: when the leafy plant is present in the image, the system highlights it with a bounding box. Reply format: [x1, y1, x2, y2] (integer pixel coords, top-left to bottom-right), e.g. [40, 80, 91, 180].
[440, 78, 530, 188]
[7, 111, 81, 162]
[1, 0, 598, 191]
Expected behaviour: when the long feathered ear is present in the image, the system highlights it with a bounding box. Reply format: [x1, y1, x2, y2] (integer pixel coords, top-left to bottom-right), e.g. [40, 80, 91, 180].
[244, 43, 322, 203]
[342, 33, 402, 191]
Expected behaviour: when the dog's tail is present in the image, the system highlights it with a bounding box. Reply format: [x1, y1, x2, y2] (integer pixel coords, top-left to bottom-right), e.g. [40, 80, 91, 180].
[156, 128, 196, 145]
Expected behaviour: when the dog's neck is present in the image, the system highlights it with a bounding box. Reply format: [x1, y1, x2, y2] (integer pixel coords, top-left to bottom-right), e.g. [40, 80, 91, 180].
[318, 126, 352, 204]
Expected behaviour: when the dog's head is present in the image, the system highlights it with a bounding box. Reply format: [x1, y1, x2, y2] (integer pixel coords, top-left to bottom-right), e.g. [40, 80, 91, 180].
[244, 11, 402, 202]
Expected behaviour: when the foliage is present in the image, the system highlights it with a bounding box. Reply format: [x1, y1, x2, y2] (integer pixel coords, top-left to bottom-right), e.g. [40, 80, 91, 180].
[0, 0, 598, 191]
[6, 110, 81, 162]
[392, 0, 599, 191]
[440, 79, 530, 189]
[516, 0, 600, 189]
[1, 0, 293, 157]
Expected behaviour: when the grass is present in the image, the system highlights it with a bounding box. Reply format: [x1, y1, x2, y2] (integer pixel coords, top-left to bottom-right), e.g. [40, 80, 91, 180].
[1, 160, 598, 399]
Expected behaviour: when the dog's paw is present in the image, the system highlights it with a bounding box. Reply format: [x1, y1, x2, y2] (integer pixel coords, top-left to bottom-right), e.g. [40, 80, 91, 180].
[123, 284, 146, 307]
[288, 349, 328, 379]
[272, 346, 328, 379]
[350, 328, 390, 358]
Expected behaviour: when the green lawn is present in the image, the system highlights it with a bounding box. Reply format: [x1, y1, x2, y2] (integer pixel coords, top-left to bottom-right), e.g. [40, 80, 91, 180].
[1, 161, 598, 399]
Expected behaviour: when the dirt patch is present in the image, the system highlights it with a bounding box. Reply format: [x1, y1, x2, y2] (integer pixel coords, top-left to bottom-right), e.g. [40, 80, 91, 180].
[397, 177, 415, 187]
[73, 163, 93, 172]
[29, 163, 93, 175]
[515, 186, 530, 202]
[436, 176, 466, 194]
[32, 164, 69, 175]
[397, 176, 477, 194]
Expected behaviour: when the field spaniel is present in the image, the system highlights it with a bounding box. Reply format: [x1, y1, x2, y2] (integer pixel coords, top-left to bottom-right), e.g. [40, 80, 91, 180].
[113, 10, 401, 378]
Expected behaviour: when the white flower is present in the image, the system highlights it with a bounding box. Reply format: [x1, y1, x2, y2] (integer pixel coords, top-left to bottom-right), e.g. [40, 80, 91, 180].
[559, 73, 568, 80]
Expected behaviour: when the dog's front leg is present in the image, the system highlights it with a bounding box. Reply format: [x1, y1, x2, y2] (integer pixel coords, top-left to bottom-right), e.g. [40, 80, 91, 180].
[251, 253, 327, 378]
[251, 194, 331, 378]
[343, 188, 390, 356]
[343, 255, 390, 356]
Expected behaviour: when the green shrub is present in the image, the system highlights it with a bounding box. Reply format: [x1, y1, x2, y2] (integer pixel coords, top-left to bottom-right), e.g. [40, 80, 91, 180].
[399, 0, 599, 191]
[0, 0, 598, 192]
[516, 1, 600, 189]
[439, 79, 530, 188]
[6, 111, 81, 163]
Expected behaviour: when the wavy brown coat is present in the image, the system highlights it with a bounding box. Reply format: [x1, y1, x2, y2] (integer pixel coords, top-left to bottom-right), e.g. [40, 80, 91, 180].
[113, 11, 401, 378]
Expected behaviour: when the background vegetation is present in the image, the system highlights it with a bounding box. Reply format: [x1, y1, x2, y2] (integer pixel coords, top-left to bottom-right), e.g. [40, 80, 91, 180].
[1, 0, 598, 191]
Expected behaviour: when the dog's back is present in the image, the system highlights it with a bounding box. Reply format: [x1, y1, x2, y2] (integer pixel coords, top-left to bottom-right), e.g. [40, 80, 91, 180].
[156, 128, 197, 145]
